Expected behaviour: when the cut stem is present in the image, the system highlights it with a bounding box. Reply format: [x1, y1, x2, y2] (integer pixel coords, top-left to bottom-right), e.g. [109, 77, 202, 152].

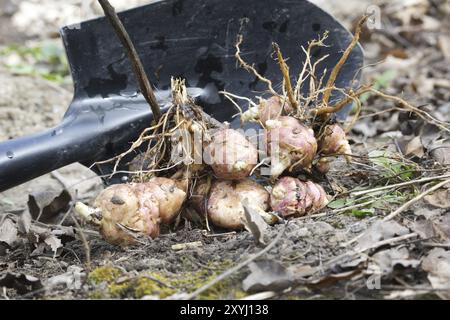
[98, 0, 162, 122]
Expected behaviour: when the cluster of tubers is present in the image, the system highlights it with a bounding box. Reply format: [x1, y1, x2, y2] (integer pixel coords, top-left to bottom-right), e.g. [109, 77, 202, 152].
[74, 23, 363, 246]
[75, 93, 352, 246]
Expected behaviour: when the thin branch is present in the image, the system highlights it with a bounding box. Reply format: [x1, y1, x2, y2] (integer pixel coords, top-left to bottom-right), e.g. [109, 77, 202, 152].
[370, 88, 450, 133]
[98, 0, 162, 122]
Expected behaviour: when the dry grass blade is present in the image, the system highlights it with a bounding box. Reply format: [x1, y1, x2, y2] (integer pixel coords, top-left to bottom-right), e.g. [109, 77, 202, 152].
[383, 179, 450, 221]
[351, 174, 450, 197]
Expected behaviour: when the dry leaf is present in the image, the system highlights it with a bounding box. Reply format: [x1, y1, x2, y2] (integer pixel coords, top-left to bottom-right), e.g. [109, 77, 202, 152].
[424, 186, 450, 209]
[408, 219, 435, 239]
[405, 136, 424, 158]
[27, 189, 71, 223]
[390, 0, 429, 26]
[368, 247, 420, 275]
[44, 234, 63, 254]
[243, 260, 293, 293]
[241, 199, 269, 246]
[17, 211, 32, 234]
[0, 218, 19, 247]
[438, 35, 450, 60]
[422, 248, 450, 298]
[356, 221, 410, 251]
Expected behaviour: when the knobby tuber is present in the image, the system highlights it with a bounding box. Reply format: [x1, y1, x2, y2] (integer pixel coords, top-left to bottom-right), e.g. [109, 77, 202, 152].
[316, 124, 352, 173]
[204, 128, 258, 180]
[206, 179, 275, 230]
[265, 116, 318, 178]
[270, 176, 329, 217]
[241, 96, 293, 125]
[75, 177, 186, 246]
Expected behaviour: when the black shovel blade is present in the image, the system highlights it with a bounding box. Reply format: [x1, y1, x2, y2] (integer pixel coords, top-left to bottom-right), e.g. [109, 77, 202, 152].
[0, 0, 363, 192]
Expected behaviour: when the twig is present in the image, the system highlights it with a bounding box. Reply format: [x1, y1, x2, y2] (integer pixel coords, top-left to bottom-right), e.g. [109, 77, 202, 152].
[71, 214, 92, 271]
[370, 88, 450, 133]
[350, 174, 450, 197]
[383, 179, 450, 221]
[322, 16, 368, 106]
[98, 0, 162, 122]
[334, 232, 418, 263]
[422, 242, 450, 249]
[183, 224, 287, 300]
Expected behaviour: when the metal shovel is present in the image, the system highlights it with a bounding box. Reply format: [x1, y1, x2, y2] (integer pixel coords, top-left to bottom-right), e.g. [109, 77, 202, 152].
[0, 0, 363, 192]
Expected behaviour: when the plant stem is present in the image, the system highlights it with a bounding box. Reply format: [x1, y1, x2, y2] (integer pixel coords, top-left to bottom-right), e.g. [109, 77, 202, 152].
[98, 0, 162, 122]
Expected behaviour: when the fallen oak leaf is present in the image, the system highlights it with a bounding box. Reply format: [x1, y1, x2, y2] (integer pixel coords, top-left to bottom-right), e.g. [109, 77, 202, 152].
[355, 221, 410, 251]
[405, 136, 424, 158]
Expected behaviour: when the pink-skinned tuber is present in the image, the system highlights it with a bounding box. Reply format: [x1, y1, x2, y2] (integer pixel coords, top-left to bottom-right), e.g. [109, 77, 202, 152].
[265, 116, 318, 177]
[241, 96, 293, 124]
[204, 128, 258, 180]
[75, 177, 186, 246]
[270, 177, 329, 217]
[316, 124, 352, 173]
[206, 179, 276, 230]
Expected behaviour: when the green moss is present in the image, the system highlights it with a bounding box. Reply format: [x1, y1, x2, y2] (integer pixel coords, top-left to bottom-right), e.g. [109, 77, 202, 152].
[88, 290, 106, 300]
[109, 282, 131, 298]
[133, 274, 176, 299]
[88, 266, 124, 285]
[87, 260, 244, 300]
[168, 260, 242, 300]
